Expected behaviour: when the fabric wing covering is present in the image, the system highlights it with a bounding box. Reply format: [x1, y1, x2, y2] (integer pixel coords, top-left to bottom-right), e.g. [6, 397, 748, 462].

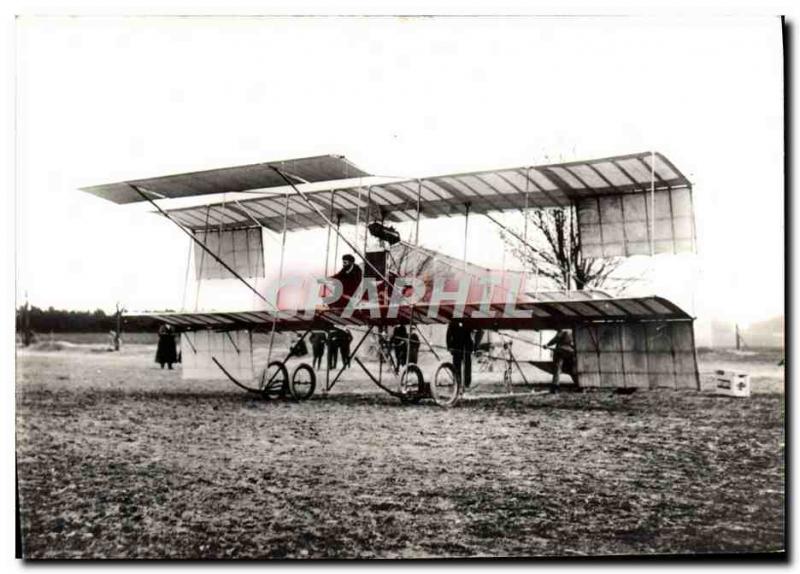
[577, 188, 695, 257]
[387, 242, 527, 287]
[181, 330, 254, 381]
[194, 227, 265, 280]
[575, 321, 699, 390]
[80, 155, 370, 204]
[163, 151, 691, 230]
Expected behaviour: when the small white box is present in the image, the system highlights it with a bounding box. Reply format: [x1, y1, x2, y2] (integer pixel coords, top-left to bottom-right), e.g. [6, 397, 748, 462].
[714, 370, 751, 397]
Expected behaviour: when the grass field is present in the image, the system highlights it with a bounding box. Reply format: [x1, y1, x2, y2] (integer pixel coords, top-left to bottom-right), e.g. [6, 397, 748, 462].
[23, 331, 159, 346]
[15, 338, 785, 558]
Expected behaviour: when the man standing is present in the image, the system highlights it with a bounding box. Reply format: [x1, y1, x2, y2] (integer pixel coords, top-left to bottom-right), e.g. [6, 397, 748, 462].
[327, 328, 339, 370]
[339, 328, 354, 369]
[155, 324, 178, 370]
[327, 327, 354, 370]
[446, 320, 473, 389]
[545, 329, 575, 393]
[330, 254, 363, 307]
[390, 324, 408, 373]
[408, 331, 420, 365]
[310, 331, 327, 370]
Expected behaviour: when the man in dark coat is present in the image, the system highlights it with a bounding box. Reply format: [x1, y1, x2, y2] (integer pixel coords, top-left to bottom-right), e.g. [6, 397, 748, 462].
[327, 328, 339, 370]
[330, 254, 363, 307]
[545, 329, 575, 393]
[155, 324, 178, 370]
[309, 331, 327, 370]
[327, 327, 354, 370]
[338, 328, 354, 369]
[408, 331, 420, 365]
[446, 320, 473, 388]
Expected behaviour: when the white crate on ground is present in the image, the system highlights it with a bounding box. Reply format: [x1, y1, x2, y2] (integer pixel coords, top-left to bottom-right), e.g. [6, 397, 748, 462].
[714, 370, 751, 397]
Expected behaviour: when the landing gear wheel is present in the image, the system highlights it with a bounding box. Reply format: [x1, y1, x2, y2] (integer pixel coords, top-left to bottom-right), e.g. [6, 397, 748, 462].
[431, 362, 462, 408]
[398, 364, 424, 405]
[289, 363, 316, 401]
[259, 361, 288, 400]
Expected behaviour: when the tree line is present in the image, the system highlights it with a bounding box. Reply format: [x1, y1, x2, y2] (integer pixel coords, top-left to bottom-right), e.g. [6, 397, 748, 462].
[16, 305, 162, 334]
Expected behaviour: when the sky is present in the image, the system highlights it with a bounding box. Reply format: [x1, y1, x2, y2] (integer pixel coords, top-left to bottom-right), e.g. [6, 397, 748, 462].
[14, 15, 784, 327]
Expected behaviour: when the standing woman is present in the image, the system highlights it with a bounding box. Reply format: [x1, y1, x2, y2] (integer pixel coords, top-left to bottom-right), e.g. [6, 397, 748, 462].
[155, 324, 178, 370]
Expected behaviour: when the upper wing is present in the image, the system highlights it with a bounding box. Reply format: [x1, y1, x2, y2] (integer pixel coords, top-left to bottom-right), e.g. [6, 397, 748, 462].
[80, 154, 370, 204]
[81, 150, 695, 258]
[159, 151, 690, 233]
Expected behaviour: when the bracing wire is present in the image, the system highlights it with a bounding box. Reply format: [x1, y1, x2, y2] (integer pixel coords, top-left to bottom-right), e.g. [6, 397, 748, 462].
[180, 234, 192, 311]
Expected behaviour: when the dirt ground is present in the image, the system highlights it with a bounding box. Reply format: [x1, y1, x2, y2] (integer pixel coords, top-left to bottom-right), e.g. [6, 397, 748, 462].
[16, 339, 785, 558]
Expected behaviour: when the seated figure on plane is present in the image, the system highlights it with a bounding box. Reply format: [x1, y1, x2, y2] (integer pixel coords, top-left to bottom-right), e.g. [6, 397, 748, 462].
[330, 254, 363, 308]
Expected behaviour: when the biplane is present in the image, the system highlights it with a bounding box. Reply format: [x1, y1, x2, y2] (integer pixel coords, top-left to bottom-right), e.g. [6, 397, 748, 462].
[81, 151, 701, 406]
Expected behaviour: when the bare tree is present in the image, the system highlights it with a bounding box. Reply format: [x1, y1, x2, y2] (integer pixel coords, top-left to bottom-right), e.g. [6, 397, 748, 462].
[112, 302, 126, 351]
[500, 207, 622, 291]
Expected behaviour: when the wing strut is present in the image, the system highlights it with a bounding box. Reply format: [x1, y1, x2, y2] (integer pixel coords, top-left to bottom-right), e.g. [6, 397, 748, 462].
[268, 166, 389, 283]
[269, 165, 444, 362]
[266, 192, 290, 364]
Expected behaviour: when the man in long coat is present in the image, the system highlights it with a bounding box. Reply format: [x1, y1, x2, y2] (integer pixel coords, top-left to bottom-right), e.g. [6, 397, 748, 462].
[446, 320, 473, 388]
[155, 324, 178, 370]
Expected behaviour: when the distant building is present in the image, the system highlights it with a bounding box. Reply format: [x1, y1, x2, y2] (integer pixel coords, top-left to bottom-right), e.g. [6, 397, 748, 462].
[742, 316, 784, 349]
[694, 316, 783, 349]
